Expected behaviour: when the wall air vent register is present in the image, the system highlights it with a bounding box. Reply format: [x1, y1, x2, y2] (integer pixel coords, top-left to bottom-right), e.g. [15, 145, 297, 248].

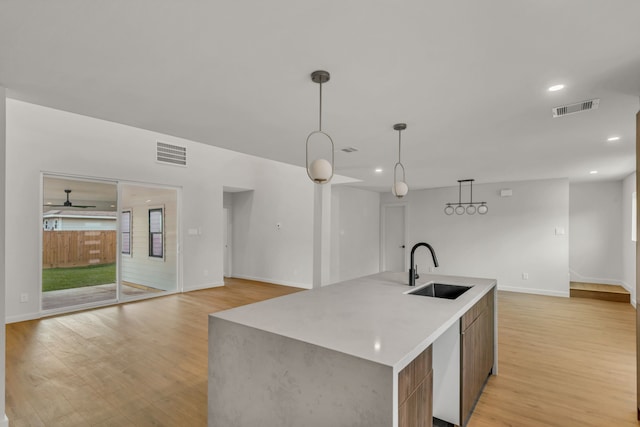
[156, 141, 187, 166]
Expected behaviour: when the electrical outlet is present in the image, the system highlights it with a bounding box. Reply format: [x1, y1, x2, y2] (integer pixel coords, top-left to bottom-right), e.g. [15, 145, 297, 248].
[522, 273, 529, 280]
[20, 293, 28, 303]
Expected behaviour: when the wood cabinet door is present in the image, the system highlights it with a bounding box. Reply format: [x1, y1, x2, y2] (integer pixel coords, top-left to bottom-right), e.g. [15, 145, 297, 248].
[399, 369, 433, 427]
[461, 306, 494, 426]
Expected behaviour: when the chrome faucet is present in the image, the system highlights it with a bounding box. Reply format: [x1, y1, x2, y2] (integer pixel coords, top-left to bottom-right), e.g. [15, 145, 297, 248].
[409, 242, 439, 286]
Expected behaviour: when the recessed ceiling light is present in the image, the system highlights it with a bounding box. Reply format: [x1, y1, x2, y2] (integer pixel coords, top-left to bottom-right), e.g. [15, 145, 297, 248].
[590, 170, 598, 175]
[375, 168, 383, 173]
[110, 205, 115, 208]
[145, 199, 152, 203]
[607, 136, 620, 142]
[548, 84, 565, 92]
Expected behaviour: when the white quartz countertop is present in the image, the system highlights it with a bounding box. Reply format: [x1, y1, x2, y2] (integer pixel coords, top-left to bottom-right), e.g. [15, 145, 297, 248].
[211, 272, 496, 372]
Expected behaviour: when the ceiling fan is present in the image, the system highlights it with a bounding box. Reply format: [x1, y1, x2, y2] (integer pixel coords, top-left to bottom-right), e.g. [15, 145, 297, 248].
[45, 189, 96, 208]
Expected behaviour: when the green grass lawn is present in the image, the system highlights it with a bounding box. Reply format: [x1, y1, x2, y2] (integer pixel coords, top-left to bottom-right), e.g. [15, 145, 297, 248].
[42, 263, 117, 292]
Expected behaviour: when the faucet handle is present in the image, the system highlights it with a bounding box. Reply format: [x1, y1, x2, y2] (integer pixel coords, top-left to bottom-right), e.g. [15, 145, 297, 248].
[414, 264, 419, 280]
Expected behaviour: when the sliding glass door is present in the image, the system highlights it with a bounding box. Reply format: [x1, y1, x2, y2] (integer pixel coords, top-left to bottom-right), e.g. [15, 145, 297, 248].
[42, 176, 118, 312]
[41, 175, 179, 313]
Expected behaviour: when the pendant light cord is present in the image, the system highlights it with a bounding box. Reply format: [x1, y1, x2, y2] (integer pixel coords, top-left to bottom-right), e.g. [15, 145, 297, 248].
[318, 82, 323, 132]
[397, 130, 402, 163]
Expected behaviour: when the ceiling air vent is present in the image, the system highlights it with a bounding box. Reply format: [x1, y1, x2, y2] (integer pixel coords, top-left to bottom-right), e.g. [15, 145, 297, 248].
[552, 98, 600, 118]
[340, 147, 359, 153]
[156, 141, 187, 166]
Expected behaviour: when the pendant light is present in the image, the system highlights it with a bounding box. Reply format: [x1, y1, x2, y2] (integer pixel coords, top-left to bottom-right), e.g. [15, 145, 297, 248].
[306, 70, 334, 184]
[444, 179, 488, 215]
[392, 123, 409, 198]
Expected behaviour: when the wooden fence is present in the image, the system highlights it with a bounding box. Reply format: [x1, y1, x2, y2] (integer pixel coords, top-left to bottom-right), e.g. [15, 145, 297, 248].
[42, 230, 117, 269]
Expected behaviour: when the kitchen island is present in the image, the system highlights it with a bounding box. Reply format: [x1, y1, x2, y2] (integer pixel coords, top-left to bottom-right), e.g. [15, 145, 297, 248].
[208, 272, 497, 427]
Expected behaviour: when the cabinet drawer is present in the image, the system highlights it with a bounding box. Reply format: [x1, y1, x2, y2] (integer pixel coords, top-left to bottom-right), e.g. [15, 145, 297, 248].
[398, 345, 432, 406]
[399, 369, 433, 427]
[461, 288, 494, 331]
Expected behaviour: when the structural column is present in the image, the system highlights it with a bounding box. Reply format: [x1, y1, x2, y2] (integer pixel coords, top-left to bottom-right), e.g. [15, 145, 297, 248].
[636, 110, 639, 420]
[0, 86, 8, 426]
[313, 184, 331, 288]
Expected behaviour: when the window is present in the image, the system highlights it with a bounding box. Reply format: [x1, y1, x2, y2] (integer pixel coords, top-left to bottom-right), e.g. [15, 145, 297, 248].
[149, 208, 164, 258]
[121, 210, 131, 255]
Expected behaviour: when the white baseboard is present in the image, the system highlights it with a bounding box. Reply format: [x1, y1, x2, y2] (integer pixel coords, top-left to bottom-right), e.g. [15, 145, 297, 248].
[618, 280, 633, 293]
[569, 269, 622, 287]
[498, 285, 569, 298]
[0, 414, 8, 427]
[231, 274, 312, 289]
[6, 312, 40, 324]
[183, 281, 224, 292]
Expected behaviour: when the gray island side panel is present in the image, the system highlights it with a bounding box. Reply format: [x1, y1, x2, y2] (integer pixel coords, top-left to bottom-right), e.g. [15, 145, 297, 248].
[209, 317, 393, 427]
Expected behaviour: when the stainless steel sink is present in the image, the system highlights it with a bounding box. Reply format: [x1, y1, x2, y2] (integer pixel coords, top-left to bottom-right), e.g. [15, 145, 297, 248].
[407, 283, 472, 300]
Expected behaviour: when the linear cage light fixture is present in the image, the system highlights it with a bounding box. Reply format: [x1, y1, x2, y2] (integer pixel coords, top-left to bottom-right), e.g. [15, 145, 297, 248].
[444, 179, 488, 215]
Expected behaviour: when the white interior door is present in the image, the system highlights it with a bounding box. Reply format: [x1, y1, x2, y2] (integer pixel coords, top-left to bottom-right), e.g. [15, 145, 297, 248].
[383, 205, 406, 272]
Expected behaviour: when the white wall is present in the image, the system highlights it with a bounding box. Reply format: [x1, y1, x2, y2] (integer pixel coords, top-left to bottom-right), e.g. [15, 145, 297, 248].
[6, 99, 316, 322]
[622, 172, 636, 303]
[569, 181, 623, 285]
[223, 191, 233, 209]
[330, 186, 381, 283]
[230, 184, 314, 287]
[120, 186, 178, 291]
[381, 178, 570, 296]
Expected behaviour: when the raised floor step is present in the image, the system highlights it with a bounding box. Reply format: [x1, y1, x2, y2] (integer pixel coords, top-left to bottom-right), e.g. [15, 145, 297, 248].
[570, 282, 630, 303]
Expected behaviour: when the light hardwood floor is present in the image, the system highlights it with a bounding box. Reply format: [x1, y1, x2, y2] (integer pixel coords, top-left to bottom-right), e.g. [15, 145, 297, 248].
[470, 291, 637, 427]
[6, 281, 638, 426]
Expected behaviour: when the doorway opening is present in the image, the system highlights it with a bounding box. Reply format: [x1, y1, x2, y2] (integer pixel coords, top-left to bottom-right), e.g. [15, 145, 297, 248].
[42, 176, 118, 311]
[119, 183, 179, 300]
[41, 175, 180, 314]
[381, 204, 407, 272]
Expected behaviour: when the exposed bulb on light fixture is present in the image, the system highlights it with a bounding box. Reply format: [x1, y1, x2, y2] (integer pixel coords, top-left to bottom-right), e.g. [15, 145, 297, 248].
[393, 181, 409, 198]
[305, 70, 334, 184]
[309, 158, 333, 183]
[444, 179, 488, 216]
[392, 123, 409, 199]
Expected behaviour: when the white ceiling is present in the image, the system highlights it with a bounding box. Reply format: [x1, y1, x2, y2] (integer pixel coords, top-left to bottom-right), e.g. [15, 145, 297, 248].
[2, 1, 639, 191]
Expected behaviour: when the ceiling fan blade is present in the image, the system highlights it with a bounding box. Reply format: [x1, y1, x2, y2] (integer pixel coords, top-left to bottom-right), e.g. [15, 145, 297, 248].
[47, 190, 97, 209]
